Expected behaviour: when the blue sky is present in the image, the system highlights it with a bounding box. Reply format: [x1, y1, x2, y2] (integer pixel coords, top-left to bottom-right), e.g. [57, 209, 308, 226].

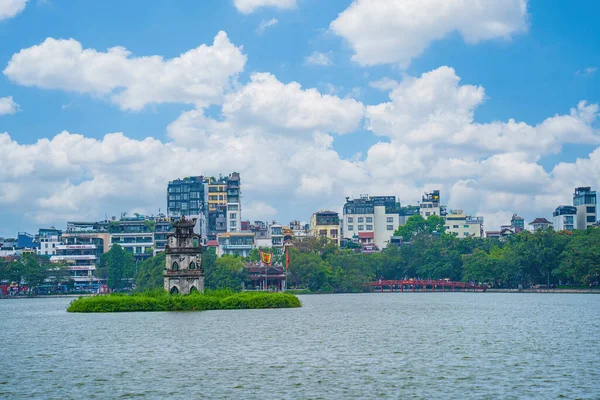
[0, 0, 599, 236]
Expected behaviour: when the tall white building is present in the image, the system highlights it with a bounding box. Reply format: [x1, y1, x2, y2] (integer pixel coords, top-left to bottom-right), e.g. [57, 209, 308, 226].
[552, 206, 577, 231]
[226, 172, 241, 233]
[342, 195, 401, 250]
[419, 190, 442, 218]
[573, 187, 597, 230]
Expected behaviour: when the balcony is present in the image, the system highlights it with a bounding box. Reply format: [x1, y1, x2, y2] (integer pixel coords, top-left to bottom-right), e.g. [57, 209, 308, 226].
[222, 244, 253, 250]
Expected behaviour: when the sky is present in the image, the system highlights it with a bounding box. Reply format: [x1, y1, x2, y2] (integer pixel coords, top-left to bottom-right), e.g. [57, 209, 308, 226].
[0, 0, 599, 237]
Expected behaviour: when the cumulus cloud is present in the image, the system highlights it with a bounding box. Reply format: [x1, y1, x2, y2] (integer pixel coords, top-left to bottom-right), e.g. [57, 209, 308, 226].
[256, 18, 278, 34]
[0, 96, 20, 115]
[304, 51, 333, 66]
[369, 77, 399, 91]
[330, 0, 529, 67]
[234, 0, 296, 14]
[3, 31, 247, 110]
[365, 67, 600, 156]
[2, 62, 600, 235]
[0, 0, 28, 21]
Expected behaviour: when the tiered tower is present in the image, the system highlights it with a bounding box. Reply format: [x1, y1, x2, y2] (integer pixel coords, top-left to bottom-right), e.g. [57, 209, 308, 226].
[164, 216, 204, 294]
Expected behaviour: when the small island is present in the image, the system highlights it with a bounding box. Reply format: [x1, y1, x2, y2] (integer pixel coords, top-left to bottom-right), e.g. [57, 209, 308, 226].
[67, 290, 301, 312]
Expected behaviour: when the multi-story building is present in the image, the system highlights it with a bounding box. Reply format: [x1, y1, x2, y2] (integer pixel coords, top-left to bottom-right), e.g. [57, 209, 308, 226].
[205, 176, 227, 212]
[207, 204, 227, 241]
[226, 172, 241, 233]
[419, 190, 443, 218]
[270, 222, 283, 253]
[53, 221, 111, 290]
[399, 205, 420, 226]
[36, 227, 62, 256]
[167, 176, 205, 236]
[217, 232, 255, 257]
[444, 210, 484, 238]
[289, 220, 309, 239]
[251, 221, 272, 248]
[343, 195, 401, 250]
[153, 216, 173, 253]
[310, 210, 340, 245]
[573, 186, 597, 230]
[528, 217, 553, 231]
[109, 217, 156, 262]
[552, 206, 577, 231]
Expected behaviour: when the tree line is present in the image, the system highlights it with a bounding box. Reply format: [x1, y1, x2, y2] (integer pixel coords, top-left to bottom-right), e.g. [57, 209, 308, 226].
[3, 217, 599, 294]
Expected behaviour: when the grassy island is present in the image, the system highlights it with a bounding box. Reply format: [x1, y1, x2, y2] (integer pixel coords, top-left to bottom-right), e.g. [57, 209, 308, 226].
[67, 290, 301, 313]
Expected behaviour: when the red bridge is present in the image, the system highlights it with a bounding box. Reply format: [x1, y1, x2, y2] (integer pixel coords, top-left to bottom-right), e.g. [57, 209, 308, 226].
[367, 279, 487, 293]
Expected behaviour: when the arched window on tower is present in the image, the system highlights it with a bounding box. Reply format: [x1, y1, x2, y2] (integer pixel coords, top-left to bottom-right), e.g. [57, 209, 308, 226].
[172, 262, 179, 271]
[193, 237, 199, 248]
[189, 261, 196, 270]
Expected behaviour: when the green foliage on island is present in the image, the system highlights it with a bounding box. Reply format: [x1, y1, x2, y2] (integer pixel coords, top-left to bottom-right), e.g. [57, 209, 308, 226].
[66, 290, 301, 313]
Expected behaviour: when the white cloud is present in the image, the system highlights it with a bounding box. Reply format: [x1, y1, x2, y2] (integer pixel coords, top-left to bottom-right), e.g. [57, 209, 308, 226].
[220, 72, 364, 135]
[369, 77, 399, 91]
[244, 201, 278, 220]
[575, 67, 597, 77]
[0, 96, 20, 115]
[2, 63, 600, 235]
[365, 67, 600, 155]
[304, 51, 333, 66]
[234, 0, 296, 14]
[0, 0, 28, 21]
[256, 18, 279, 34]
[330, 0, 529, 67]
[3, 31, 247, 110]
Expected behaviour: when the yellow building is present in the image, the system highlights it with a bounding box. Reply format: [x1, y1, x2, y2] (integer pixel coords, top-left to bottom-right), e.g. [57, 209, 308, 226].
[310, 210, 340, 245]
[205, 177, 227, 212]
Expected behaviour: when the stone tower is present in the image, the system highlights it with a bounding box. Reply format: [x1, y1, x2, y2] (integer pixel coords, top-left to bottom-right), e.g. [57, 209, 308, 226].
[164, 216, 204, 294]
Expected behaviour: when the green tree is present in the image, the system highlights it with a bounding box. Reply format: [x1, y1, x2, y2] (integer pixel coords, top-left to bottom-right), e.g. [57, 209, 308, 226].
[556, 229, 600, 285]
[135, 252, 166, 291]
[205, 254, 248, 291]
[394, 215, 446, 241]
[97, 244, 135, 290]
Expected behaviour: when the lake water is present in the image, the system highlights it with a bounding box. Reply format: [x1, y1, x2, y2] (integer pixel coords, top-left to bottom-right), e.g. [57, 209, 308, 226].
[1, 293, 599, 399]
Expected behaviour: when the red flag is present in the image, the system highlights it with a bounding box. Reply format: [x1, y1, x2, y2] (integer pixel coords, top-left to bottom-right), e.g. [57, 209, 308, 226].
[285, 247, 290, 270]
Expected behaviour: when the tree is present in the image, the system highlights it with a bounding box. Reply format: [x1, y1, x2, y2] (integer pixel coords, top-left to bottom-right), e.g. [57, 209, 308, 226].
[97, 244, 135, 290]
[205, 254, 247, 291]
[394, 215, 446, 241]
[556, 229, 600, 285]
[135, 252, 165, 291]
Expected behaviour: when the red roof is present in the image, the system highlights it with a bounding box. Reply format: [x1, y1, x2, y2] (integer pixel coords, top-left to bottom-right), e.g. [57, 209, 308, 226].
[529, 218, 552, 224]
[358, 232, 374, 239]
[206, 240, 218, 247]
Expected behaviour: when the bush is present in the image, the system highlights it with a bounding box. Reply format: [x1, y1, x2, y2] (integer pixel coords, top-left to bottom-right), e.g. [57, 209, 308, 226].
[67, 290, 301, 313]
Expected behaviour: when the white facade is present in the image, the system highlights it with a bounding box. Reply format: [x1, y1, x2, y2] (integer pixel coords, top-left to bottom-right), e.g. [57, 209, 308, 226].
[110, 232, 154, 257]
[343, 196, 401, 250]
[444, 211, 484, 238]
[226, 203, 240, 233]
[37, 235, 61, 256]
[573, 187, 597, 230]
[553, 206, 577, 231]
[419, 190, 441, 218]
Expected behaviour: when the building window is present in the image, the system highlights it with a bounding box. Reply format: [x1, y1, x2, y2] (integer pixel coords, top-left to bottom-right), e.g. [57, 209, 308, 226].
[565, 225, 574, 230]
[463, 232, 469, 236]
[219, 195, 224, 201]
[358, 217, 364, 223]
[228, 204, 238, 211]
[189, 262, 196, 270]
[366, 225, 373, 230]
[445, 226, 450, 229]
[181, 203, 188, 210]
[229, 213, 237, 220]
[386, 217, 393, 223]
[464, 225, 469, 228]
[386, 225, 393, 230]
[587, 216, 596, 223]
[172, 262, 179, 271]
[453, 225, 459, 229]
[230, 221, 237, 227]
[587, 206, 596, 214]
[358, 225, 364, 231]
[347, 225, 354, 231]
[425, 212, 431, 217]
[366, 217, 373, 223]
[348, 217, 353, 223]
[565, 216, 574, 224]
[190, 191, 198, 199]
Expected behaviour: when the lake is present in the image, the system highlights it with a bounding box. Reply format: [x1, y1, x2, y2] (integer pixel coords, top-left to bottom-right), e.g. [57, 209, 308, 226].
[1, 293, 598, 399]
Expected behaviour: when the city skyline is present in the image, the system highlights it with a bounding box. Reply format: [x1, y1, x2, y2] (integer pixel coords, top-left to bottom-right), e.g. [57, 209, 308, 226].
[1, 0, 600, 236]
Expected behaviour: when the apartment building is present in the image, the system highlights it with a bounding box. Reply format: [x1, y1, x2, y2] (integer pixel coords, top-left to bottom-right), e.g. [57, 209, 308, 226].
[553, 206, 577, 231]
[444, 210, 484, 238]
[167, 176, 205, 235]
[217, 232, 255, 257]
[573, 186, 597, 230]
[343, 195, 401, 250]
[310, 210, 340, 245]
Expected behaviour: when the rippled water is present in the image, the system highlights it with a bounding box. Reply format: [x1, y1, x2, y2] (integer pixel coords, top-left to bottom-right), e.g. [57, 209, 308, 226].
[1, 294, 599, 399]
